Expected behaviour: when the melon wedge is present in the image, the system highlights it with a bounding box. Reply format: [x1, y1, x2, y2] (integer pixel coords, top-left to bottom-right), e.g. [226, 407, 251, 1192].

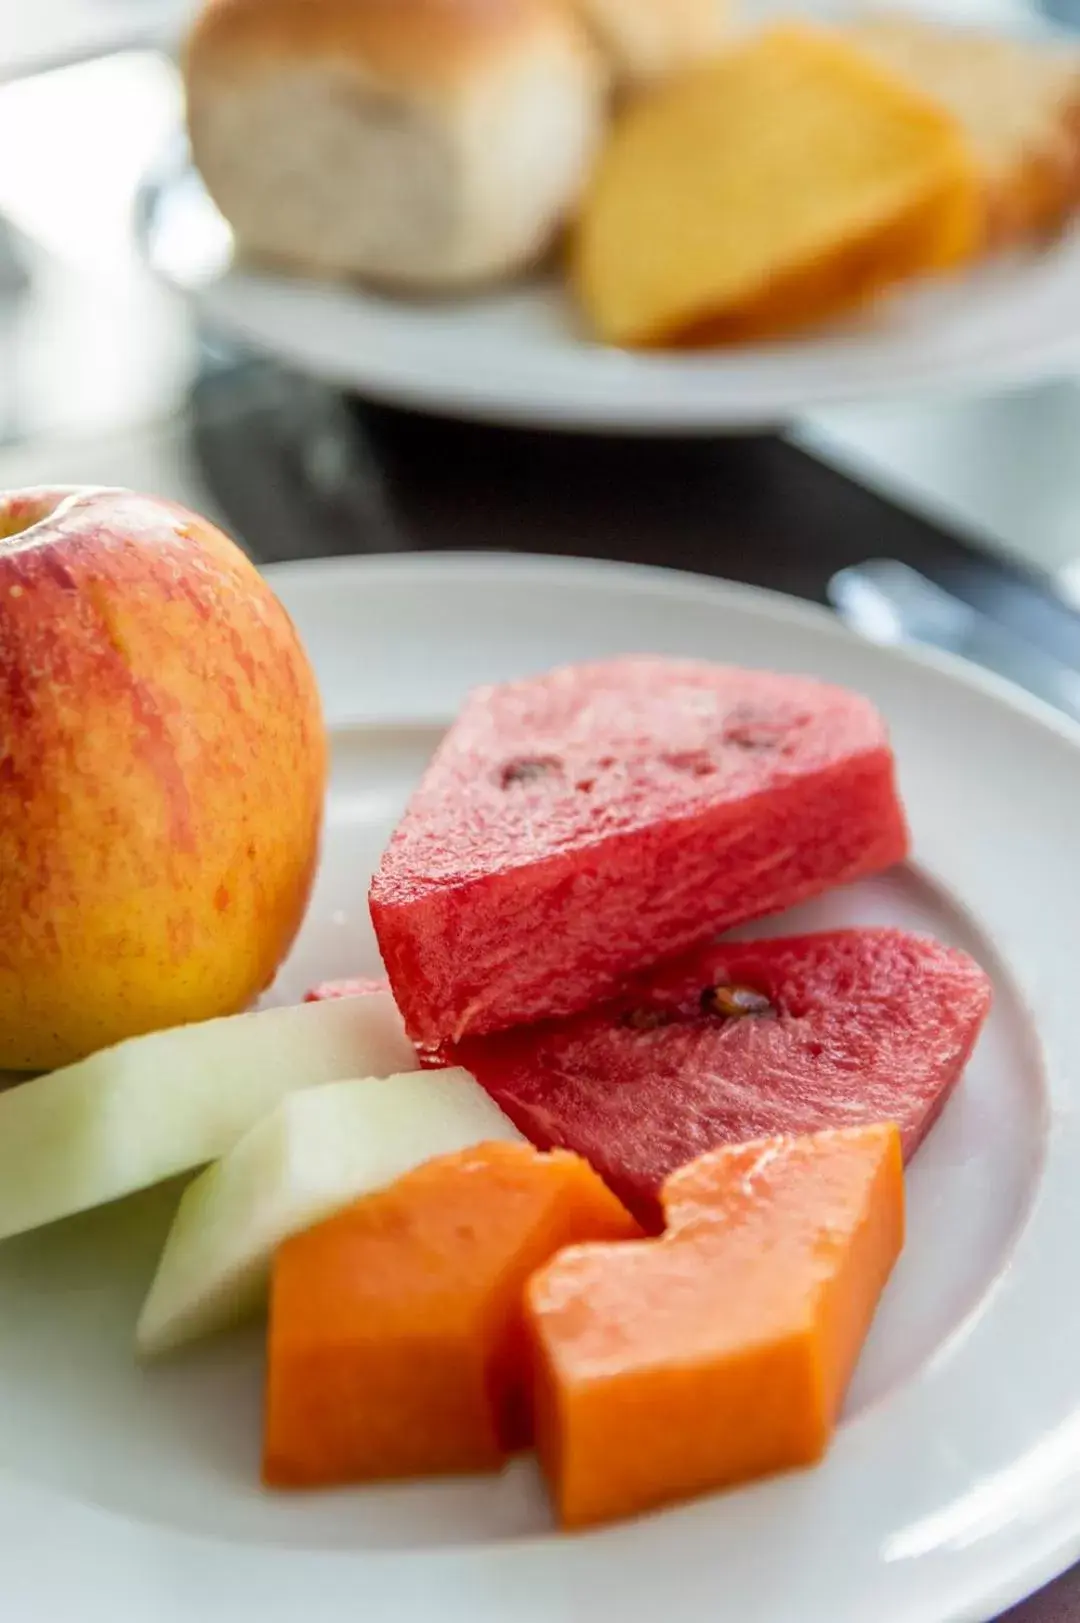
[370, 658, 908, 1047]
[137, 1068, 522, 1357]
[0, 992, 415, 1243]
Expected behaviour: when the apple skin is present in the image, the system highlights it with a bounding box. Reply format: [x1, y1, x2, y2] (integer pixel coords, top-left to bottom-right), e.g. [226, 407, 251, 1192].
[0, 486, 327, 1070]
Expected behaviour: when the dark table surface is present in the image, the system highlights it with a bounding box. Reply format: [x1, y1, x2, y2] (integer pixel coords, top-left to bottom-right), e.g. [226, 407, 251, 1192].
[193, 358, 1080, 672]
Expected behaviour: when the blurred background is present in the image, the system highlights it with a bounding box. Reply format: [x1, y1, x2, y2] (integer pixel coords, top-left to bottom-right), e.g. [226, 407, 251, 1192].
[2, 0, 1080, 691]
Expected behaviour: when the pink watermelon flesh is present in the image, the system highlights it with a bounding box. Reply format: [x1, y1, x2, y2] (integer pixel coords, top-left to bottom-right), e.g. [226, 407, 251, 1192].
[450, 928, 991, 1228]
[370, 658, 909, 1048]
[304, 976, 391, 1003]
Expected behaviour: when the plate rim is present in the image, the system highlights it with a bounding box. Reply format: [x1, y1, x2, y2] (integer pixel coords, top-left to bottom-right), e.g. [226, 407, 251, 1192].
[181, 251, 1080, 433]
[267, 548, 1080, 745]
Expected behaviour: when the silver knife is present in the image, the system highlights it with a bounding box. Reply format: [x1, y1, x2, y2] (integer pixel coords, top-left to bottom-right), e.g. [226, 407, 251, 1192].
[827, 560, 1080, 725]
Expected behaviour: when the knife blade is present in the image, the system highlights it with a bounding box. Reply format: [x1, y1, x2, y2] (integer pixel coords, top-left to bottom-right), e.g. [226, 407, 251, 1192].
[827, 560, 1080, 725]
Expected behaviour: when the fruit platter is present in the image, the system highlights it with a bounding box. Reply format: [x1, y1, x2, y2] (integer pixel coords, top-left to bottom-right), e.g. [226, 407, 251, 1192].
[0, 501, 1076, 1623]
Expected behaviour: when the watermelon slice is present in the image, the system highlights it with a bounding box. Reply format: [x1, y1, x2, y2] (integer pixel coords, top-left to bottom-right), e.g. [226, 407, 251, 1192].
[305, 976, 391, 1002]
[370, 659, 909, 1047]
[451, 929, 990, 1226]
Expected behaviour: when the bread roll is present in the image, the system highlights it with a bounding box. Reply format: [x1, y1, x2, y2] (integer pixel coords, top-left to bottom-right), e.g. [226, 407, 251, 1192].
[845, 14, 1080, 245]
[184, 0, 605, 289]
[572, 0, 730, 88]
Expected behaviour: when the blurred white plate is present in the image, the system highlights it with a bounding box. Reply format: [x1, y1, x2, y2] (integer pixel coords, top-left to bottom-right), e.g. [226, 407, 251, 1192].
[0, 0, 190, 83]
[2, 552, 1080, 1623]
[141, 28, 1080, 435]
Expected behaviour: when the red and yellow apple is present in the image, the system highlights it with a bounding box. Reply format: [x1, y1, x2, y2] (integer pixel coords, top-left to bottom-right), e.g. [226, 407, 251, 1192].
[0, 486, 327, 1070]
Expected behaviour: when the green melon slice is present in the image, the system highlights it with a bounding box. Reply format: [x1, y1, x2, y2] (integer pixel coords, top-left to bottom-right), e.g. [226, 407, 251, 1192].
[0, 992, 416, 1243]
[137, 1068, 521, 1356]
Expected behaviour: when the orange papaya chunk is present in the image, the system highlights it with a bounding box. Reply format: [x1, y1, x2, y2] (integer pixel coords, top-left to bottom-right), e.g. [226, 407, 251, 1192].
[527, 1122, 903, 1528]
[263, 1140, 640, 1489]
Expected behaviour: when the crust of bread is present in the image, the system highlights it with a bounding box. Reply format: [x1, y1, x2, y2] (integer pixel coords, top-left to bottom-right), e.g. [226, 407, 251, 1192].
[987, 84, 1080, 242]
[186, 0, 592, 95]
[844, 14, 1080, 245]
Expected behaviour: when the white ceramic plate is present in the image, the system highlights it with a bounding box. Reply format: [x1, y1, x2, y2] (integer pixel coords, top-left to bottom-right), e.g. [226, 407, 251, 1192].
[140, 0, 1080, 437]
[2, 551, 1079, 1623]
[183, 233, 1080, 432]
[144, 163, 1080, 431]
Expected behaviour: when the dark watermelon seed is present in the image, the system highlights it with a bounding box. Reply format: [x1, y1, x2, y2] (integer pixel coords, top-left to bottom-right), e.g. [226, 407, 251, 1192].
[499, 757, 561, 788]
[725, 726, 779, 751]
[663, 750, 716, 777]
[701, 984, 776, 1020]
[622, 1006, 672, 1032]
[722, 705, 784, 751]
